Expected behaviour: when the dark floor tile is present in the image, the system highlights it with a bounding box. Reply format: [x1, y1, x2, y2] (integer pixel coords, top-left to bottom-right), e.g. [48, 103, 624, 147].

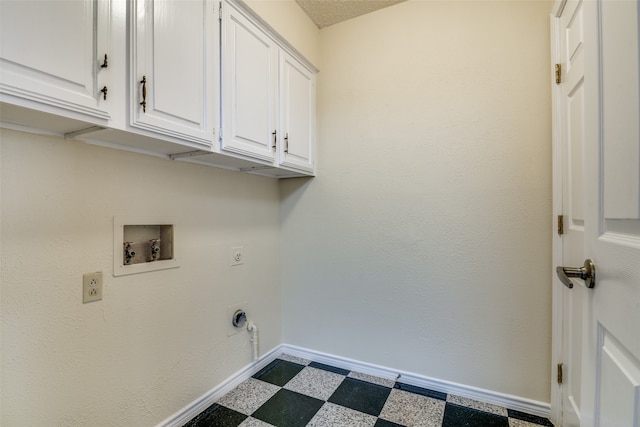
[442, 403, 509, 427]
[253, 359, 305, 387]
[251, 389, 324, 427]
[394, 382, 447, 401]
[508, 409, 555, 426]
[184, 403, 247, 427]
[308, 361, 350, 376]
[328, 377, 392, 417]
[374, 419, 405, 427]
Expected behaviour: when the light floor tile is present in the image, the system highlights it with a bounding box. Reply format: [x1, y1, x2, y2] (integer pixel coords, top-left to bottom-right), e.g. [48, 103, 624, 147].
[284, 366, 346, 400]
[446, 395, 508, 417]
[239, 417, 274, 427]
[348, 371, 396, 388]
[189, 358, 555, 427]
[379, 389, 446, 427]
[509, 419, 548, 427]
[216, 378, 280, 416]
[307, 402, 377, 427]
[279, 354, 311, 365]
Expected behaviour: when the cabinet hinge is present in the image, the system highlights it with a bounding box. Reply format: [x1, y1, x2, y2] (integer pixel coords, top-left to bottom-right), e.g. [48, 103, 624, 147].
[557, 363, 564, 384]
[218, 128, 223, 142]
[555, 63, 562, 84]
[219, 1, 222, 20]
[557, 214, 564, 235]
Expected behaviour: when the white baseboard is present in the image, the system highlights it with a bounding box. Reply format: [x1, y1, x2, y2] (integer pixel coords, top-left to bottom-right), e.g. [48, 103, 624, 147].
[155, 345, 282, 427]
[281, 344, 551, 419]
[157, 343, 551, 426]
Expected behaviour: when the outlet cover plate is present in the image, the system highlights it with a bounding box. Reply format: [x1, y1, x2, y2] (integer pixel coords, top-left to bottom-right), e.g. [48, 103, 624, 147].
[231, 246, 244, 266]
[83, 272, 103, 303]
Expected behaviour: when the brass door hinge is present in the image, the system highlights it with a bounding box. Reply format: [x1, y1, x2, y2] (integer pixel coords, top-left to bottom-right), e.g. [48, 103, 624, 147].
[557, 363, 564, 384]
[555, 64, 562, 84]
[558, 214, 564, 235]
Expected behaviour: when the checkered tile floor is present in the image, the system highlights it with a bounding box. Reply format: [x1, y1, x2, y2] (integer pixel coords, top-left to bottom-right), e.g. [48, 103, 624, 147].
[185, 354, 554, 427]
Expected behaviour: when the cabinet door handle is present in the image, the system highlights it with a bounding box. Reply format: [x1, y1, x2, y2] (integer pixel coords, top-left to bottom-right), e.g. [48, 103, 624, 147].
[140, 76, 147, 112]
[101, 54, 108, 68]
[100, 86, 108, 100]
[272, 130, 277, 150]
[284, 133, 289, 153]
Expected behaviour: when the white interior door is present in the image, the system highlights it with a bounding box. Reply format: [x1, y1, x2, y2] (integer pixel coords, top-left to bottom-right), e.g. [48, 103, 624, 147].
[580, 0, 640, 426]
[554, 0, 587, 425]
[554, 0, 640, 425]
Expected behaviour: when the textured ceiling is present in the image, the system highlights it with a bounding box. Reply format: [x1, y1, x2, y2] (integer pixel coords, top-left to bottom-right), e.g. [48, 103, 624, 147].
[295, 0, 407, 29]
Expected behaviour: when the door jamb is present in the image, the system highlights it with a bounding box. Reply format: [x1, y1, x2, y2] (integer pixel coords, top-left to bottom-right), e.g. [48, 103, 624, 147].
[550, 0, 568, 425]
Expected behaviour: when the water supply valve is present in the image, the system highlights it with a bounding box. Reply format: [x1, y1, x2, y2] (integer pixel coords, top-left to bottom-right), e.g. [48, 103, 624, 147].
[124, 242, 136, 265]
[150, 239, 161, 261]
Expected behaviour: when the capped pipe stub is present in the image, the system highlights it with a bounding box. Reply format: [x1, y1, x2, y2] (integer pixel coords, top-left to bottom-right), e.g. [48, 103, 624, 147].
[232, 309, 247, 328]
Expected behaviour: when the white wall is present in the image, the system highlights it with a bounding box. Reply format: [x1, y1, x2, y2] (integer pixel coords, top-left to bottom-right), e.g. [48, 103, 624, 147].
[0, 129, 282, 426]
[1, 3, 319, 425]
[280, 0, 553, 402]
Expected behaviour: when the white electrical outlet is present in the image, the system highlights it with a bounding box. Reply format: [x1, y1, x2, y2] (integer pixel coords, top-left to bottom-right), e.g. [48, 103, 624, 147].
[83, 272, 103, 303]
[231, 246, 244, 266]
[227, 302, 249, 336]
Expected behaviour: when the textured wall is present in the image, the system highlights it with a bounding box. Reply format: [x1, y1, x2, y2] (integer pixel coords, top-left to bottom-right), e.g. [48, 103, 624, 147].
[280, 0, 553, 402]
[1, 2, 320, 424]
[0, 129, 281, 426]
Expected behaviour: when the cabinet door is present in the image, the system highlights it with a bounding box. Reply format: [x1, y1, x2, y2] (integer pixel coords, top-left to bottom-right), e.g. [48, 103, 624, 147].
[131, 0, 217, 147]
[221, 1, 278, 163]
[279, 52, 315, 173]
[0, 0, 111, 122]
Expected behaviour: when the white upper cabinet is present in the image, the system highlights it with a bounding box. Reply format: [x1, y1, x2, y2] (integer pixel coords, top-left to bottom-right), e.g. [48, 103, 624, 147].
[219, 0, 317, 174]
[0, 0, 315, 177]
[279, 51, 315, 173]
[220, 1, 279, 162]
[130, 0, 218, 146]
[0, 0, 112, 123]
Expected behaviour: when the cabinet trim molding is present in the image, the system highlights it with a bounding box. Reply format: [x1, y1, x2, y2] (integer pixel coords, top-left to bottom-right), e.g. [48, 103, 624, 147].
[0, 83, 112, 122]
